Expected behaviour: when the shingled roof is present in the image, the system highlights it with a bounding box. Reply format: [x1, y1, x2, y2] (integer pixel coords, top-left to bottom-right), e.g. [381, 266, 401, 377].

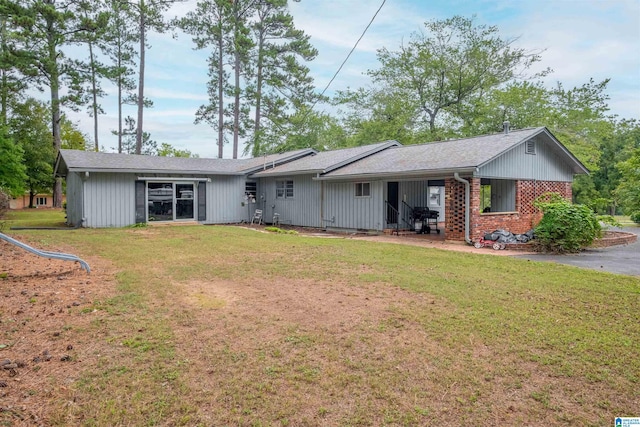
[319, 127, 587, 179]
[251, 141, 400, 177]
[55, 148, 315, 177]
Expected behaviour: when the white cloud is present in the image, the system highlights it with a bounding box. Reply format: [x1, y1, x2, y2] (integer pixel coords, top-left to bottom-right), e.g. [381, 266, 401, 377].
[145, 87, 208, 102]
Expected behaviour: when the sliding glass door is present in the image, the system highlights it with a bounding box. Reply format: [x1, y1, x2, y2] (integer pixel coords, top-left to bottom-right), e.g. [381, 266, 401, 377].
[175, 183, 194, 220]
[147, 182, 195, 222]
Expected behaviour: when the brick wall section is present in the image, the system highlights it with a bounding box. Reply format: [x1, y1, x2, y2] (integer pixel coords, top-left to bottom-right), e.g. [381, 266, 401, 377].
[444, 178, 467, 240]
[444, 177, 573, 242]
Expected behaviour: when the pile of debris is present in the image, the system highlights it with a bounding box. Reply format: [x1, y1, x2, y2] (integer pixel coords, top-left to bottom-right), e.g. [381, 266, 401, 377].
[483, 229, 535, 244]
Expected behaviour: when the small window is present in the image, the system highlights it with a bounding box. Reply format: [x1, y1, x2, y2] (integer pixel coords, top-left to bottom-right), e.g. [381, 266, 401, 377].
[525, 139, 536, 155]
[428, 186, 441, 207]
[276, 180, 294, 198]
[36, 197, 47, 206]
[355, 182, 370, 197]
[245, 181, 257, 197]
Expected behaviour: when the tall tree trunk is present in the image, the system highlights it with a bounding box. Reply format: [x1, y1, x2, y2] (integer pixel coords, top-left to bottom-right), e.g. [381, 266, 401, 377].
[117, 39, 123, 153]
[135, 0, 145, 155]
[89, 41, 99, 151]
[233, 50, 240, 159]
[217, 37, 224, 158]
[47, 12, 62, 208]
[0, 68, 6, 128]
[0, 19, 7, 127]
[252, 45, 263, 157]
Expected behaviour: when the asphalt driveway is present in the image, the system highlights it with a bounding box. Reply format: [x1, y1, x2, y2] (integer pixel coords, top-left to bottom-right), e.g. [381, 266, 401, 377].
[515, 227, 640, 276]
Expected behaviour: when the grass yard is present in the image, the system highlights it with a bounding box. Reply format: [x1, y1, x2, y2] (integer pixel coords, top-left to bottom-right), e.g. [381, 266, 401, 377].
[1, 210, 638, 426]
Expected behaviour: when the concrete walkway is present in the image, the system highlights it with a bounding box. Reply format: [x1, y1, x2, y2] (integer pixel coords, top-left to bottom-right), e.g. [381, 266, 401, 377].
[514, 227, 640, 277]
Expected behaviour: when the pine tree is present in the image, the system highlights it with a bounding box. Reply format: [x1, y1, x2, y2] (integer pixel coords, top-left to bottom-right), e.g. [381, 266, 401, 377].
[247, 0, 317, 156]
[3, 0, 104, 207]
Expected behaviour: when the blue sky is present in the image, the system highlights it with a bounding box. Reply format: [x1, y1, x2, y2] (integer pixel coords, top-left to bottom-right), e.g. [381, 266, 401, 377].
[68, 0, 640, 158]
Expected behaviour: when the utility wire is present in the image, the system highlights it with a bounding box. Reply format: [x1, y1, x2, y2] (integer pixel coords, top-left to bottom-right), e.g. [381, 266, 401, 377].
[313, 0, 387, 106]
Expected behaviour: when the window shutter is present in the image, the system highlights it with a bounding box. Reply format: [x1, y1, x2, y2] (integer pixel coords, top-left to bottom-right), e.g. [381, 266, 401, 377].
[135, 181, 146, 223]
[197, 182, 206, 221]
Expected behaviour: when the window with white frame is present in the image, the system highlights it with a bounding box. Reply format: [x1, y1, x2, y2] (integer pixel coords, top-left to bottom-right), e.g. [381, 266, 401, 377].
[276, 180, 294, 198]
[36, 197, 47, 206]
[355, 182, 371, 197]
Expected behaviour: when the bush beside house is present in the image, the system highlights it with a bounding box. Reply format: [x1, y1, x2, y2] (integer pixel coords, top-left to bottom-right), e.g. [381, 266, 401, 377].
[533, 193, 601, 253]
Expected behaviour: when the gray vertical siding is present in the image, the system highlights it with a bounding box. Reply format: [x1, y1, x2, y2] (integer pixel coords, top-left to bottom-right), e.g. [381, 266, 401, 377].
[83, 173, 136, 227]
[65, 172, 84, 226]
[323, 180, 385, 231]
[479, 137, 575, 181]
[393, 180, 445, 224]
[258, 174, 322, 227]
[80, 173, 247, 227]
[490, 180, 516, 212]
[398, 181, 427, 221]
[205, 175, 247, 224]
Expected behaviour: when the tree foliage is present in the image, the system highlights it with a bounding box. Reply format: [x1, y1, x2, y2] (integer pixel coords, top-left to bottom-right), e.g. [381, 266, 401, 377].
[246, 0, 317, 157]
[364, 15, 544, 140]
[615, 145, 640, 221]
[157, 142, 197, 157]
[2, 0, 106, 206]
[0, 126, 26, 196]
[179, 0, 317, 158]
[111, 115, 156, 155]
[9, 98, 54, 208]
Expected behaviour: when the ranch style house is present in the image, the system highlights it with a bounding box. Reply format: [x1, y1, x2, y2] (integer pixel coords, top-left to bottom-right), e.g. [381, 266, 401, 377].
[54, 126, 588, 243]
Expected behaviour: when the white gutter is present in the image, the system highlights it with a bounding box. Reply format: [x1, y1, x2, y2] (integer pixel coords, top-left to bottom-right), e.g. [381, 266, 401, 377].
[453, 173, 472, 245]
[136, 177, 211, 182]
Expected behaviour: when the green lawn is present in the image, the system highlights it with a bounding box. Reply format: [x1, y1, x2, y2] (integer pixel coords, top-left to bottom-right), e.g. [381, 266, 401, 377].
[1, 208, 68, 229]
[2, 210, 639, 426]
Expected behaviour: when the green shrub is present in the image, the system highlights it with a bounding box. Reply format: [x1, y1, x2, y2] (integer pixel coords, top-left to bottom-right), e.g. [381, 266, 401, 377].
[533, 192, 602, 253]
[630, 212, 640, 224]
[264, 226, 298, 235]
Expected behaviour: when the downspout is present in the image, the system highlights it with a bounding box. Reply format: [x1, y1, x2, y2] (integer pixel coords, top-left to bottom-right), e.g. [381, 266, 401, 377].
[453, 173, 472, 245]
[81, 171, 88, 227]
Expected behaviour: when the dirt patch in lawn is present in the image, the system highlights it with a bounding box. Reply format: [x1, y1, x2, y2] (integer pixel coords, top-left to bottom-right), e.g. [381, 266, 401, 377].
[1, 234, 632, 426]
[0, 239, 117, 426]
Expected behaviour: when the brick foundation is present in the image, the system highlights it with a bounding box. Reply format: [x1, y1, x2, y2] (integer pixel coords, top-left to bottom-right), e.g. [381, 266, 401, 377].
[444, 178, 573, 242]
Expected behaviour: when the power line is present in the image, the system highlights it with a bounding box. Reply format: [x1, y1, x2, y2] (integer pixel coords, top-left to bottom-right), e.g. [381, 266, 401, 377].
[315, 0, 387, 103]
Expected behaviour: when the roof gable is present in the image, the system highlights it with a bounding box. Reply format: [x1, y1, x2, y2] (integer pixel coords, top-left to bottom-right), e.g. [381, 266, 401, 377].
[320, 127, 588, 179]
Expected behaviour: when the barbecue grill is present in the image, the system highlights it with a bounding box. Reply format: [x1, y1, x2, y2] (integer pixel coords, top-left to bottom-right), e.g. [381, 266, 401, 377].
[412, 206, 440, 234]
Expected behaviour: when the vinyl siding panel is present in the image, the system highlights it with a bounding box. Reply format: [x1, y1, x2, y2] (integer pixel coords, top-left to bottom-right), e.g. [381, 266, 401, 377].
[490, 180, 516, 212]
[83, 173, 136, 227]
[205, 176, 247, 224]
[65, 172, 84, 227]
[479, 137, 575, 181]
[398, 181, 428, 220]
[258, 175, 322, 227]
[323, 180, 385, 231]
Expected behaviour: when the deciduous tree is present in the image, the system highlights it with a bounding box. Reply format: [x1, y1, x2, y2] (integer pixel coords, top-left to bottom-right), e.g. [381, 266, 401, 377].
[366, 15, 544, 139]
[9, 98, 54, 208]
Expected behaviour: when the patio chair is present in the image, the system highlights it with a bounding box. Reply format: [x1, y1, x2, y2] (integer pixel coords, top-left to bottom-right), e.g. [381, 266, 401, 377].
[251, 209, 263, 225]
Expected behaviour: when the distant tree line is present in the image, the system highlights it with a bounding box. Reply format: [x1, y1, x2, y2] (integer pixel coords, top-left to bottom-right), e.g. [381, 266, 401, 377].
[0, 4, 637, 219]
